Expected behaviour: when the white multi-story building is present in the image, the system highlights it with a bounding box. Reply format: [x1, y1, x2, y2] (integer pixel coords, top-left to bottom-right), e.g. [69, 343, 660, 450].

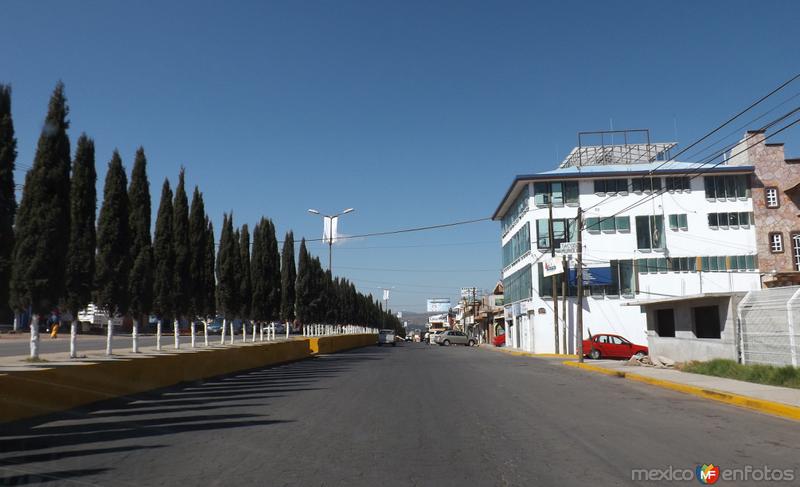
[492, 138, 761, 354]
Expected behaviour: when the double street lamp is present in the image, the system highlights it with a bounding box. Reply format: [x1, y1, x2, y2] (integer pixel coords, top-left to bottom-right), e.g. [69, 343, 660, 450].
[307, 207, 354, 273]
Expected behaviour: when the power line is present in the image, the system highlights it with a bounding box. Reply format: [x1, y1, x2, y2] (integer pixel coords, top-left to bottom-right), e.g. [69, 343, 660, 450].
[336, 265, 498, 273]
[301, 216, 492, 243]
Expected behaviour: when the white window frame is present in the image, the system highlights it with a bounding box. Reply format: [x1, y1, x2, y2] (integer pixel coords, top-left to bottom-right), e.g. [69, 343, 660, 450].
[765, 187, 779, 208]
[793, 234, 800, 271]
[770, 232, 783, 253]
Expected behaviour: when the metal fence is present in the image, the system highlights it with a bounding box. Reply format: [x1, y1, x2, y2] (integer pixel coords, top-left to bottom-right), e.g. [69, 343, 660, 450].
[738, 286, 800, 367]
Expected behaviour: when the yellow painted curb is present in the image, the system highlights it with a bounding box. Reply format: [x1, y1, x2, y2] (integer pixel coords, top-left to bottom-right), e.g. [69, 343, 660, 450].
[563, 361, 800, 422]
[488, 347, 578, 359]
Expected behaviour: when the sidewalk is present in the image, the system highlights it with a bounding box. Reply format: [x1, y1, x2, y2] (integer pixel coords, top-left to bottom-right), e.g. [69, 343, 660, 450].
[564, 359, 800, 421]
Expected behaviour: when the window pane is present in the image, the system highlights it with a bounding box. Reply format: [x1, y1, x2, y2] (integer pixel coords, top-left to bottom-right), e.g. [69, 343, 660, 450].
[745, 254, 755, 269]
[587, 217, 600, 232]
[665, 177, 674, 191]
[657, 258, 667, 272]
[704, 177, 715, 198]
[701, 256, 709, 271]
[709, 255, 719, 271]
[719, 256, 728, 270]
[648, 258, 659, 272]
[652, 178, 662, 191]
[669, 214, 678, 230]
[533, 182, 549, 205]
[688, 256, 697, 271]
[708, 213, 718, 227]
[615, 216, 630, 231]
[638, 258, 648, 273]
[739, 212, 749, 225]
[714, 176, 725, 199]
[594, 180, 605, 194]
[565, 181, 579, 204]
[737, 255, 746, 270]
[632, 178, 643, 192]
[619, 260, 636, 295]
[678, 214, 688, 229]
[536, 219, 549, 249]
[725, 175, 736, 198]
[735, 175, 747, 198]
[728, 212, 738, 226]
[617, 179, 628, 193]
[636, 216, 651, 249]
[567, 219, 578, 242]
[551, 182, 564, 205]
[600, 216, 615, 232]
[652, 215, 664, 249]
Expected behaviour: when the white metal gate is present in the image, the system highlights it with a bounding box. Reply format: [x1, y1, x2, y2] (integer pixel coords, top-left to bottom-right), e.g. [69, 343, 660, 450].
[738, 286, 800, 366]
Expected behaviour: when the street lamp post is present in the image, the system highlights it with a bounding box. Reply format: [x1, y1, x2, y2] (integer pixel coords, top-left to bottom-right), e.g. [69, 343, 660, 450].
[307, 207, 354, 273]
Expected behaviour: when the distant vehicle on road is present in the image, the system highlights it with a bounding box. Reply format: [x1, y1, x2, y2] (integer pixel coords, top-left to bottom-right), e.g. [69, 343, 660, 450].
[492, 333, 506, 347]
[378, 329, 396, 346]
[426, 328, 445, 345]
[582, 334, 648, 360]
[436, 330, 476, 347]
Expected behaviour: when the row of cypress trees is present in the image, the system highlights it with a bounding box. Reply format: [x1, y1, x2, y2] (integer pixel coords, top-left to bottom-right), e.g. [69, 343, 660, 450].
[0, 82, 401, 359]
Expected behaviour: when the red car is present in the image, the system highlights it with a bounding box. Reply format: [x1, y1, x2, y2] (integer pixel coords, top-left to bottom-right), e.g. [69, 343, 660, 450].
[492, 333, 506, 347]
[582, 334, 648, 360]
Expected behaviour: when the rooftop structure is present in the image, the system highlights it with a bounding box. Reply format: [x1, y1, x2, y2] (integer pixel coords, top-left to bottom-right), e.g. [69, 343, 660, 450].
[559, 129, 676, 168]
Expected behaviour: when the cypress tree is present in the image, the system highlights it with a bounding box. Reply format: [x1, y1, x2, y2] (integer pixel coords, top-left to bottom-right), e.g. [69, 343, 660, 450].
[280, 231, 296, 323]
[295, 238, 310, 324]
[203, 218, 216, 320]
[127, 147, 153, 351]
[216, 214, 237, 343]
[265, 220, 282, 321]
[0, 84, 17, 325]
[10, 83, 71, 358]
[239, 224, 252, 321]
[172, 168, 190, 321]
[250, 219, 268, 323]
[188, 187, 206, 325]
[64, 135, 96, 357]
[95, 151, 131, 354]
[152, 179, 174, 349]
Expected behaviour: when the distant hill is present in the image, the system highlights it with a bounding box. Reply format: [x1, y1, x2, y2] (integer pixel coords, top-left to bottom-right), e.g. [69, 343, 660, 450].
[396, 311, 441, 328]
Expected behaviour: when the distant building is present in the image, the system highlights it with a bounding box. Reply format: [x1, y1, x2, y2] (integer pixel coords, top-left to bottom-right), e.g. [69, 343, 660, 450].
[727, 131, 800, 287]
[492, 130, 761, 355]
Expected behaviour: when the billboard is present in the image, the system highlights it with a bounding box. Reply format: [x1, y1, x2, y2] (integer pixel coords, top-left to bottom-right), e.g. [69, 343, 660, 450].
[542, 257, 564, 277]
[427, 298, 451, 312]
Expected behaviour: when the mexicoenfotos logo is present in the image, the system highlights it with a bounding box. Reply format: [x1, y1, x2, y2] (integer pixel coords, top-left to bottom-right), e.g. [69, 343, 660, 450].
[696, 464, 720, 484]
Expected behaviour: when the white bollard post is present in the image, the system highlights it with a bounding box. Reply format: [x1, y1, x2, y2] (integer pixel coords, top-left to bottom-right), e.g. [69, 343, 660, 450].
[157, 319, 162, 351]
[243, 320, 248, 343]
[70, 319, 78, 358]
[204, 319, 209, 347]
[174, 318, 180, 350]
[106, 316, 113, 356]
[229, 321, 234, 344]
[260, 322, 264, 342]
[252, 322, 257, 343]
[286, 322, 290, 339]
[191, 321, 196, 348]
[132, 318, 139, 354]
[220, 318, 227, 345]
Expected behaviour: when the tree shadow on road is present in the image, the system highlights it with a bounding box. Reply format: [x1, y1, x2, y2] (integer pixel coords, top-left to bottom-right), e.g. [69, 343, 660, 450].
[0, 467, 110, 486]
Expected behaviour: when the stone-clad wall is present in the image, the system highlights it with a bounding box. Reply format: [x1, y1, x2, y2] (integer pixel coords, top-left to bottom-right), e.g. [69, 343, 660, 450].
[729, 131, 800, 283]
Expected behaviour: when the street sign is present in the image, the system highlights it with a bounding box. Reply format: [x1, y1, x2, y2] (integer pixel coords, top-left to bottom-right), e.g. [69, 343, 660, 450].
[542, 257, 564, 277]
[557, 242, 577, 254]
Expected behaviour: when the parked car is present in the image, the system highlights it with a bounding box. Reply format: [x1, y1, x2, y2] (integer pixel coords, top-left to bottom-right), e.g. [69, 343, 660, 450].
[582, 334, 648, 360]
[378, 329, 396, 346]
[436, 330, 476, 347]
[492, 333, 506, 347]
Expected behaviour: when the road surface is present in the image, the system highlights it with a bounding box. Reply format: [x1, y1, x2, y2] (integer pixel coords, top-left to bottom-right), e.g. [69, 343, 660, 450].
[1, 343, 798, 486]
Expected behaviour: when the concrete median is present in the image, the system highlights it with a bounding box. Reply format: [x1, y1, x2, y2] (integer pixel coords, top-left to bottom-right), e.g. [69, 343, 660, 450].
[0, 334, 375, 424]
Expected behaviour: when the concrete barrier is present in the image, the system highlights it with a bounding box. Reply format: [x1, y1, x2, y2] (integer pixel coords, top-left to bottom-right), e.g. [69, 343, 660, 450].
[0, 334, 374, 424]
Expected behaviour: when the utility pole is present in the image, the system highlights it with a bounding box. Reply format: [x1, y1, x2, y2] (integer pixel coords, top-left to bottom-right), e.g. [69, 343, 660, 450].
[562, 254, 567, 354]
[576, 207, 585, 363]
[549, 201, 559, 354]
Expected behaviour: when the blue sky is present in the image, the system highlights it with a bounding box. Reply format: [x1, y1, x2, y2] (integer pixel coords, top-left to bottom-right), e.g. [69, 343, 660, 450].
[2, 0, 798, 313]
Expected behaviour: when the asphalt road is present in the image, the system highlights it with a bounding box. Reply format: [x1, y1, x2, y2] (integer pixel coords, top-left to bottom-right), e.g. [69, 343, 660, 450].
[2, 343, 799, 486]
[0, 334, 229, 357]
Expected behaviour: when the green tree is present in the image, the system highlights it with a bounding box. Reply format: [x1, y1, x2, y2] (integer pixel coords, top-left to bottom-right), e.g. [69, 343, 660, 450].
[152, 179, 174, 350]
[64, 135, 96, 358]
[203, 218, 216, 321]
[171, 169, 190, 348]
[250, 219, 268, 325]
[280, 231, 296, 324]
[94, 150, 131, 355]
[10, 82, 72, 359]
[0, 84, 17, 327]
[216, 214, 237, 343]
[188, 186, 206, 345]
[294, 238, 311, 324]
[127, 147, 152, 353]
[265, 220, 282, 322]
[239, 224, 252, 324]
